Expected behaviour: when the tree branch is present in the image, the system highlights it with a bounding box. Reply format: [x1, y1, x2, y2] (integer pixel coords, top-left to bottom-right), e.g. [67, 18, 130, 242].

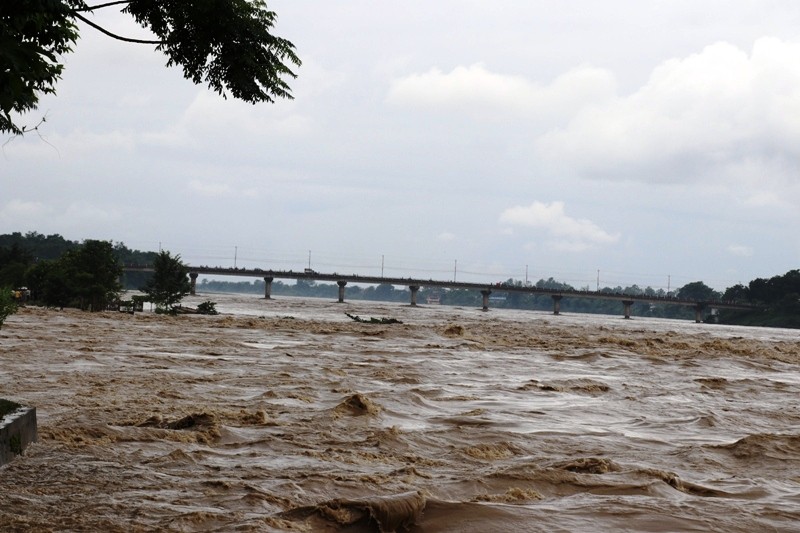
[75, 1, 133, 12]
[72, 11, 163, 45]
[3, 114, 60, 157]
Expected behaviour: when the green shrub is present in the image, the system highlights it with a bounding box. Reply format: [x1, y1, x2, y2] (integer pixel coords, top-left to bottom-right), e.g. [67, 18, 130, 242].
[197, 301, 219, 315]
[0, 287, 18, 330]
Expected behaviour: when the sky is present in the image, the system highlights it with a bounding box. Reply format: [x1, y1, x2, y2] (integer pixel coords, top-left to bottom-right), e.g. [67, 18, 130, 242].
[3, 1, 800, 291]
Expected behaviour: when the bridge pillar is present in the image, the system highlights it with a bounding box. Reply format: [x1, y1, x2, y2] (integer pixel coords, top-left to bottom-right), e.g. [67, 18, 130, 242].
[694, 304, 706, 323]
[552, 295, 563, 315]
[337, 281, 347, 303]
[263, 277, 274, 299]
[189, 272, 198, 296]
[622, 300, 634, 319]
[409, 285, 419, 306]
[481, 289, 492, 311]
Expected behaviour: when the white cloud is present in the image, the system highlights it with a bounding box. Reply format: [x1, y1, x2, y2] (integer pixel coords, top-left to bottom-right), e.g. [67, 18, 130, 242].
[499, 201, 619, 252]
[141, 89, 315, 150]
[437, 231, 456, 242]
[535, 38, 800, 184]
[727, 244, 754, 257]
[386, 63, 616, 120]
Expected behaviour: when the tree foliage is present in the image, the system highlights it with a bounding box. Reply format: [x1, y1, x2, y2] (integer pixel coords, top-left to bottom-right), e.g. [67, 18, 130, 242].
[142, 250, 191, 311]
[717, 269, 800, 328]
[0, 231, 80, 262]
[21, 238, 122, 310]
[722, 283, 749, 302]
[746, 269, 800, 306]
[123, 0, 298, 103]
[62, 239, 123, 310]
[196, 300, 218, 315]
[0, 0, 79, 134]
[0, 287, 19, 329]
[676, 281, 720, 302]
[1, 0, 299, 135]
[0, 232, 158, 291]
[0, 242, 34, 288]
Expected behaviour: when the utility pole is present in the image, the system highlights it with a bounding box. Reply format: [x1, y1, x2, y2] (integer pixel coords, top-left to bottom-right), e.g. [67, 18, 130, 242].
[667, 275, 671, 296]
[525, 264, 529, 285]
[234, 246, 238, 268]
[381, 255, 385, 277]
[596, 269, 600, 292]
[454, 259, 458, 282]
[308, 250, 311, 270]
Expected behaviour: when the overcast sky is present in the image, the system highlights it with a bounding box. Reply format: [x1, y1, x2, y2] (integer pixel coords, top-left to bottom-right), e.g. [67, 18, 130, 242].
[4, 1, 800, 290]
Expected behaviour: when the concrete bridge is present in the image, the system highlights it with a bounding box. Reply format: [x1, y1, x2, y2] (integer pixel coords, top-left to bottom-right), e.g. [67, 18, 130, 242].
[124, 265, 758, 322]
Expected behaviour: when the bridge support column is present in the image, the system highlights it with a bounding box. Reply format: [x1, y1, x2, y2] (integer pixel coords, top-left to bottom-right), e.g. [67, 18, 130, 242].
[263, 277, 273, 299]
[694, 304, 706, 323]
[481, 290, 492, 311]
[337, 281, 347, 303]
[189, 272, 198, 296]
[409, 286, 419, 306]
[552, 295, 563, 315]
[622, 300, 634, 319]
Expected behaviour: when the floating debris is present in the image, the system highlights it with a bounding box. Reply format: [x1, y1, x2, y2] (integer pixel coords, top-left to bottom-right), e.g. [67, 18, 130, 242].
[345, 313, 402, 324]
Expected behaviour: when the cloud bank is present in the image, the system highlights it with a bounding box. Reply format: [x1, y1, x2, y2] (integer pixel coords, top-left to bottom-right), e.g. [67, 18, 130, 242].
[538, 38, 800, 183]
[389, 38, 800, 191]
[499, 201, 620, 252]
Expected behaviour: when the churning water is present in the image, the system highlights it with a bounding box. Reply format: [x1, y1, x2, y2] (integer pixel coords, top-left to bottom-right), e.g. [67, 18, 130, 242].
[1, 293, 799, 531]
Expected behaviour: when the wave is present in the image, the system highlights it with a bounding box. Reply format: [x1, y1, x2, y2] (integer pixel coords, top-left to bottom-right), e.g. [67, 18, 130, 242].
[712, 433, 800, 460]
[280, 490, 425, 532]
[333, 393, 383, 417]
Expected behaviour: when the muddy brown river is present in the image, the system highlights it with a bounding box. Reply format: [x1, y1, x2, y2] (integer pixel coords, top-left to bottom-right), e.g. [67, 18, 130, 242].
[1, 293, 799, 532]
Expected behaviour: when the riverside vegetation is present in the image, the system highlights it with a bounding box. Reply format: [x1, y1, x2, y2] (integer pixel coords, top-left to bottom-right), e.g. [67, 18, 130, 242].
[0, 232, 797, 328]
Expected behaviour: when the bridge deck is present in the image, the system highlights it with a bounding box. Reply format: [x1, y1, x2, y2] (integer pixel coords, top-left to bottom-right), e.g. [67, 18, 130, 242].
[123, 265, 756, 311]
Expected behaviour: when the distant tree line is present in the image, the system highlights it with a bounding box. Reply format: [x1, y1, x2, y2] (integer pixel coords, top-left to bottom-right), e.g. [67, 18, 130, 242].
[717, 270, 800, 328]
[0, 232, 797, 327]
[0, 232, 158, 290]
